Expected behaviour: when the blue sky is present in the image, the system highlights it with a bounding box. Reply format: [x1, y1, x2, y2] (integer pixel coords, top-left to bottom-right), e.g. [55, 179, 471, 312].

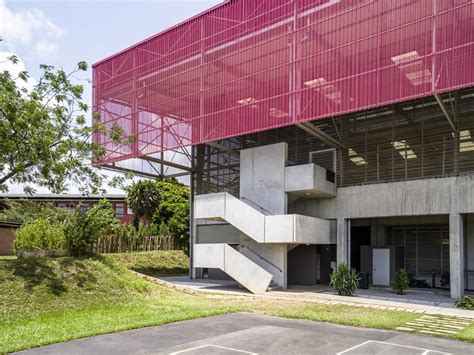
[0, 0, 221, 193]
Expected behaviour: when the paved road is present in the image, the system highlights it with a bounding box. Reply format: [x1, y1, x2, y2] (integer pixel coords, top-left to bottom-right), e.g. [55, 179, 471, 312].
[18, 313, 473, 354]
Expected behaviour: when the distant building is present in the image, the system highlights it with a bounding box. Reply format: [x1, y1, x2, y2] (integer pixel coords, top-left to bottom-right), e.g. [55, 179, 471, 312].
[0, 194, 135, 255]
[0, 194, 134, 224]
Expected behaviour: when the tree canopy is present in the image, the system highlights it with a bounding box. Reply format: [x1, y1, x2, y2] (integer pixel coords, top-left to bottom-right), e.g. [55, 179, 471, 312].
[0, 55, 131, 194]
[126, 178, 190, 248]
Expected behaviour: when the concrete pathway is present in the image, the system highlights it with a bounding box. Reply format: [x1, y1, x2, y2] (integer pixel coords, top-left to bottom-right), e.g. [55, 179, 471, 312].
[154, 275, 474, 319]
[17, 313, 474, 354]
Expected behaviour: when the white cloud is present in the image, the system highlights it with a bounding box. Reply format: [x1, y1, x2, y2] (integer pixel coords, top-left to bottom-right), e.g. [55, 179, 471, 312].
[0, 0, 63, 58]
[35, 41, 58, 58]
[0, 51, 36, 91]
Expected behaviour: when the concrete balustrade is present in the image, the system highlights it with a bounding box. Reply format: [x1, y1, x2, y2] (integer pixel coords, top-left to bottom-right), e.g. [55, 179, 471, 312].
[194, 192, 330, 244]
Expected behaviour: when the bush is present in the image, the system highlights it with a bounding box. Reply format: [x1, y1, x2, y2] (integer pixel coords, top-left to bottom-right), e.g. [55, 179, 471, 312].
[14, 219, 66, 251]
[391, 268, 409, 295]
[63, 200, 120, 257]
[330, 263, 359, 296]
[408, 274, 430, 289]
[455, 296, 474, 310]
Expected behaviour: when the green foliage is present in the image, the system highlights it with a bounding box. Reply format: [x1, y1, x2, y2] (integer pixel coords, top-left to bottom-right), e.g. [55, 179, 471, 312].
[14, 219, 66, 251]
[126, 178, 190, 248]
[0, 57, 131, 194]
[126, 180, 161, 224]
[63, 200, 120, 256]
[408, 274, 430, 288]
[456, 296, 474, 310]
[330, 263, 359, 296]
[152, 178, 190, 247]
[0, 199, 71, 224]
[391, 268, 409, 295]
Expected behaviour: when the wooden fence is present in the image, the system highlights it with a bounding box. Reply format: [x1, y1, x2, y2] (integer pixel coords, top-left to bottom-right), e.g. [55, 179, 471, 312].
[93, 235, 178, 254]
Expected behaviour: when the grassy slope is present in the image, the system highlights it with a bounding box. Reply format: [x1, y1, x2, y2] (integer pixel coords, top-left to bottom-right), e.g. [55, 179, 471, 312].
[105, 250, 189, 277]
[1, 252, 467, 353]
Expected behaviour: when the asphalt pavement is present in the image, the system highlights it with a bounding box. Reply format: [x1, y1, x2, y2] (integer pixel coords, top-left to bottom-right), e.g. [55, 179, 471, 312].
[17, 313, 473, 354]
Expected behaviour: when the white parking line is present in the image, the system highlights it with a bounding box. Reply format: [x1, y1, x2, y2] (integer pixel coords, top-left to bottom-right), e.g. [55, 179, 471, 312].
[336, 340, 452, 355]
[169, 344, 258, 355]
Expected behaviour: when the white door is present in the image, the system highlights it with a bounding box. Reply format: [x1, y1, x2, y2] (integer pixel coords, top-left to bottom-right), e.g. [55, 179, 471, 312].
[373, 248, 390, 286]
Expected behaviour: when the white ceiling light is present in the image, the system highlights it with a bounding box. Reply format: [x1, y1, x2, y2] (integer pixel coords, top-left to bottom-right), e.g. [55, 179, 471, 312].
[237, 97, 258, 108]
[304, 77, 342, 104]
[392, 140, 417, 159]
[459, 130, 474, 152]
[391, 51, 431, 86]
[269, 107, 289, 118]
[348, 148, 367, 166]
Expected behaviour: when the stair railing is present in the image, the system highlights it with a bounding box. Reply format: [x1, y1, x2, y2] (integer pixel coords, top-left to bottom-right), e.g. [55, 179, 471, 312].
[239, 244, 282, 273]
[240, 196, 274, 215]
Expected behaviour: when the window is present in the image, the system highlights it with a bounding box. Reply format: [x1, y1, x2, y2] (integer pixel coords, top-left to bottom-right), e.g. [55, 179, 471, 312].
[81, 203, 90, 213]
[115, 203, 125, 218]
[127, 205, 134, 215]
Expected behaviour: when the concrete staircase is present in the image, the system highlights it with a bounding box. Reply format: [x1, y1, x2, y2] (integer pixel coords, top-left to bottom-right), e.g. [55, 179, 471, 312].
[193, 192, 331, 294]
[194, 192, 330, 244]
[194, 243, 273, 294]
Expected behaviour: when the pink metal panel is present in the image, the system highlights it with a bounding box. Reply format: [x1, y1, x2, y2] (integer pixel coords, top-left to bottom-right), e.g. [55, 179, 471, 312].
[93, 0, 474, 164]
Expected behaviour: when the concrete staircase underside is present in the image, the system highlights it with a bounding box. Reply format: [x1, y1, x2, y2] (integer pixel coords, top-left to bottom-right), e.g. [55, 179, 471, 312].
[193, 243, 273, 294]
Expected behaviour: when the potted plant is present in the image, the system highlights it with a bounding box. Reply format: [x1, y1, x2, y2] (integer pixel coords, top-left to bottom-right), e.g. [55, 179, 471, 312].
[391, 268, 409, 295]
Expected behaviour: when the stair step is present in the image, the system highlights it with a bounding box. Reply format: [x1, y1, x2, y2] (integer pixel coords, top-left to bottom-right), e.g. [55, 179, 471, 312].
[267, 283, 282, 291]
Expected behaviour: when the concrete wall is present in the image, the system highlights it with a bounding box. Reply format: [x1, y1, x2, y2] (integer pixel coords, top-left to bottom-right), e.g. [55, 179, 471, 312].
[239, 234, 287, 289]
[293, 176, 474, 219]
[285, 163, 336, 198]
[240, 142, 288, 214]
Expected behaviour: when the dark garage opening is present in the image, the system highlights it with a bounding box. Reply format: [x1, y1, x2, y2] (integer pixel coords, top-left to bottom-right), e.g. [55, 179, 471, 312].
[351, 226, 371, 272]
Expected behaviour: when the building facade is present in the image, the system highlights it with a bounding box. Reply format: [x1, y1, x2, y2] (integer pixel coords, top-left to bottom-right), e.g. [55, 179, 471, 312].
[93, 0, 474, 298]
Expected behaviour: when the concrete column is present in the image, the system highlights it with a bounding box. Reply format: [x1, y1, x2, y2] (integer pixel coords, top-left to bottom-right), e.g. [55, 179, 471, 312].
[337, 218, 349, 265]
[449, 213, 464, 299]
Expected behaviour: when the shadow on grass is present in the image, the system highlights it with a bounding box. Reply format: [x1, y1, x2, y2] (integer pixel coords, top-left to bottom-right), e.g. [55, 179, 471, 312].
[7, 257, 99, 296]
[131, 267, 188, 278]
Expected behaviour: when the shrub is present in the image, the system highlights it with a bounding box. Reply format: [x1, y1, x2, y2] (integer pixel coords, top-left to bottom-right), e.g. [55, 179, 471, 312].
[63, 200, 120, 257]
[330, 263, 359, 296]
[455, 296, 474, 310]
[408, 274, 430, 288]
[14, 219, 66, 251]
[391, 268, 409, 295]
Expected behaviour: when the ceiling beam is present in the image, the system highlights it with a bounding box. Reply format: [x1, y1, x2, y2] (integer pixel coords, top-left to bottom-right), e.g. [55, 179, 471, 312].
[296, 122, 345, 150]
[206, 141, 239, 155]
[434, 94, 456, 131]
[140, 156, 194, 172]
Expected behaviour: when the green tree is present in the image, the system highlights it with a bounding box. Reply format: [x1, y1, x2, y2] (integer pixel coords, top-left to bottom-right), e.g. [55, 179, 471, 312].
[0, 55, 131, 194]
[126, 179, 161, 225]
[152, 178, 190, 248]
[63, 199, 119, 256]
[0, 199, 71, 224]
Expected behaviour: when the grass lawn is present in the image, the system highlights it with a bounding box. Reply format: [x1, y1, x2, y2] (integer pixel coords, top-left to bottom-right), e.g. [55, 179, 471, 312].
[105, 250, 189, 277]
[0, 252, 469, 353]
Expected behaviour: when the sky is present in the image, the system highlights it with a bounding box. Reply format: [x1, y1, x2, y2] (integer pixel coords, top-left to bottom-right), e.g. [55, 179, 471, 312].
[0, 0, 222, 194]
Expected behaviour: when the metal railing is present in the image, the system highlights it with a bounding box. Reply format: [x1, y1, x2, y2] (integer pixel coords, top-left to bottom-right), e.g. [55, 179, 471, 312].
[240, 196, 274, 215]
[239, 244, 282, 273]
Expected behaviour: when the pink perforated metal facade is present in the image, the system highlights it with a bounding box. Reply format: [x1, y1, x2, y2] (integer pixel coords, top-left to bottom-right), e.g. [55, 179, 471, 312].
[93, 0, 474, 164]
